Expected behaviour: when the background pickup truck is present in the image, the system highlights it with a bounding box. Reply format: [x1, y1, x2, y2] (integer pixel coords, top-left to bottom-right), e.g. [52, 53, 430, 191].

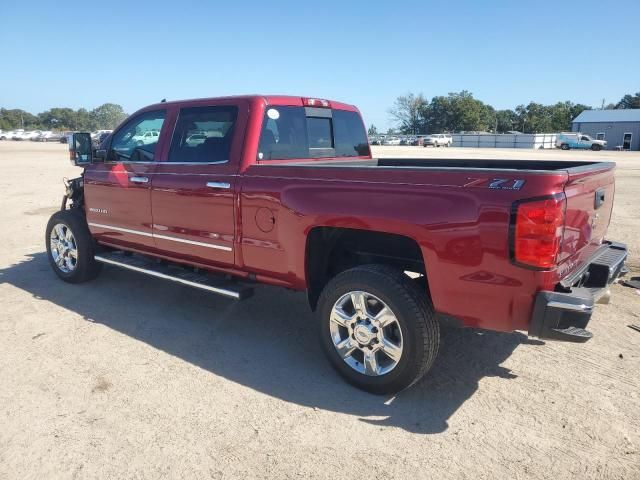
[48, 95, 626, 394]
[556, 132, 607, 151]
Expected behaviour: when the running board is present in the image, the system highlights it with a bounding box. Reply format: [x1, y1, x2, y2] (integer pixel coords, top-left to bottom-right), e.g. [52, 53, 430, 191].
[94, 251, 253, 300]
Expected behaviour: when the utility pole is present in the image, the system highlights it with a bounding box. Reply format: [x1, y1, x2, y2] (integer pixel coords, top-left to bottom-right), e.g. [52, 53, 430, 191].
[601, 98, 605, 110]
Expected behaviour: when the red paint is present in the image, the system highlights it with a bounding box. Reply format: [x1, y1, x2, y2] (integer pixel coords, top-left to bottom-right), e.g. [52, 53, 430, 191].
[83, 95, 617, 334]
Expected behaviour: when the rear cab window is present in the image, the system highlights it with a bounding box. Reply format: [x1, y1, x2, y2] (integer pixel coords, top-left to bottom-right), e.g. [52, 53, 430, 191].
[258, 105, 370, 161]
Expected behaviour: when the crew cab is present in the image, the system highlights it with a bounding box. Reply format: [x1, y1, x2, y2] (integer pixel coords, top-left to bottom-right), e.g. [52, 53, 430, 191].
[47, 95, 626, 394]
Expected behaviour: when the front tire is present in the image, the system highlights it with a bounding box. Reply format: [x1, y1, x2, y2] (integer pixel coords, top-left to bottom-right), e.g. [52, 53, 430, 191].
[317, 265, 439, 394]
[591, 144, 602, 151]
[46, 209, 102, 283]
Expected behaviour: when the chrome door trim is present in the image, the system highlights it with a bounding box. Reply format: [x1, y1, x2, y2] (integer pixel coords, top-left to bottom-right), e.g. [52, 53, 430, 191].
[129, 176, 149, 183]
[206, 181, 232, 189]
[88, 222, 232, 252]
[153, 232, 232, 251]
[89, 222, 153, 237]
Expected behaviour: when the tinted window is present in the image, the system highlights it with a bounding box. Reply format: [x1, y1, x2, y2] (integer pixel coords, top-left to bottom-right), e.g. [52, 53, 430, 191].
[333, 110, 370, 157]
[108, 110, 166, 162]
[168, 106, 238, 163]
[258, 107, 307, 160]
[258, 106, 369, 160]
[307, 117, 333, 148]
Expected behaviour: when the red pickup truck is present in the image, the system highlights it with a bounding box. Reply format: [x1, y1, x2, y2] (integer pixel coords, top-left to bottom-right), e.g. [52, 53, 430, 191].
[47, 95, 627, 394]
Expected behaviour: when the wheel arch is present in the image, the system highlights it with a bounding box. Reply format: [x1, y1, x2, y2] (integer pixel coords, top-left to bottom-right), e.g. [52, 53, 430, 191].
[305, 226, 428, 310]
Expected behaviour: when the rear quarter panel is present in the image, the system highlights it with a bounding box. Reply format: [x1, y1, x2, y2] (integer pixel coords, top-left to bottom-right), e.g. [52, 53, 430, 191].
[239, 165, 569, 332]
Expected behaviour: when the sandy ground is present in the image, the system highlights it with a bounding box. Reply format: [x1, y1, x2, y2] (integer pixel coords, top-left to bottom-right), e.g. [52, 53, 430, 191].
[0, 142, 639, 480]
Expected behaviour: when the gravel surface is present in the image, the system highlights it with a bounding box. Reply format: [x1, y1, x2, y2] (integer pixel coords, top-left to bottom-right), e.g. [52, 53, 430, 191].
[0, 142, 638, 479]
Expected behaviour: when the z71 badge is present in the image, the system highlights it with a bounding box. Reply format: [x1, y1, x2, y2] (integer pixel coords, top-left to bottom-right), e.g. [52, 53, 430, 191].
[464, 178, 526, 190]
[89, 207, 108, 214]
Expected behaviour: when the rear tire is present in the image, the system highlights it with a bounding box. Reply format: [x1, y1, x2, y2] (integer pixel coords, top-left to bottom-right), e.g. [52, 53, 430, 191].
[317, 265, 439, 394]
[46, 209, 102, 283]
[561, 143, 570, 150]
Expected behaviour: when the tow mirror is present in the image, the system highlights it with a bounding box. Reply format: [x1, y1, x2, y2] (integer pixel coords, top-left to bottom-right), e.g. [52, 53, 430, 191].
[68, 132, 92, 166]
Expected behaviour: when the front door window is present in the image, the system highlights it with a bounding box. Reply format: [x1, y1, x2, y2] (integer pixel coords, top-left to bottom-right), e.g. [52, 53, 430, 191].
[108, 110, 166, 162]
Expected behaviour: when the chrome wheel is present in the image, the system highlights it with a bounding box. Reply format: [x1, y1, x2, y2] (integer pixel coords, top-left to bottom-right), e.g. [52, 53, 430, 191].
[329, 291, 404, 376]
[50, 223, 78, 273]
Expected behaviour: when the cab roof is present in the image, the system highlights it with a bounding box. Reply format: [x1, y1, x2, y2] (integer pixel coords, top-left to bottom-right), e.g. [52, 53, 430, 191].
[144, 95, 359, 113]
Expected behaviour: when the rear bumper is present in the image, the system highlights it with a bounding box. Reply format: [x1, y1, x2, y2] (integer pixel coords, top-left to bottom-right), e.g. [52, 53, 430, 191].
[529, 241, 627, 343]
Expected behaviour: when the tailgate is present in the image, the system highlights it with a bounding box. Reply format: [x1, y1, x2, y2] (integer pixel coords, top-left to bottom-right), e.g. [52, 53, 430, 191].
[558, 163, 616, 270]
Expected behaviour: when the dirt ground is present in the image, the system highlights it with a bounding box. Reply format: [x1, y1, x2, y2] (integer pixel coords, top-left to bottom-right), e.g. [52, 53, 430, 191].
[0, 142, 639, 480]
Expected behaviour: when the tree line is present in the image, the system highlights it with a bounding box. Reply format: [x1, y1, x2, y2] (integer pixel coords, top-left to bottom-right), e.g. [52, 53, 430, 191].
[379, 91, 640, 135]
[0, 103, 128, 132]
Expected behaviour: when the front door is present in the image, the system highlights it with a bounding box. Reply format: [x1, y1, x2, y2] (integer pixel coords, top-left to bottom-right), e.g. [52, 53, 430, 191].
[623, 133, 632, 150]
[85, 109, 167, 251]
[150, 102, 246, 267]
[579, 135, 591, 149]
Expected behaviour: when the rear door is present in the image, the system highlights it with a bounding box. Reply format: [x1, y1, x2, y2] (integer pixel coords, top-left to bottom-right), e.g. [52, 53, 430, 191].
[150, 100, 248, 267]
[559, 164, 616, 264]
[85, 109, 168, 250]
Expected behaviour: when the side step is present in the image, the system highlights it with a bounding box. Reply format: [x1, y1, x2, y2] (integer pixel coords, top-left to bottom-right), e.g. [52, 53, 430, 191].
[94, 251, 253, 300]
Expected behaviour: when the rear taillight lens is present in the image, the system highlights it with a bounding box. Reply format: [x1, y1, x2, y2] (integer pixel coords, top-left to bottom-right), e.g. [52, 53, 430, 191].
[512, 195, 566, 269]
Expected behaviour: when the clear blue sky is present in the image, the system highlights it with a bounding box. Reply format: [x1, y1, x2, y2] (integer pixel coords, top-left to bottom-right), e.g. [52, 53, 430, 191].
[1, 0, 638, 130]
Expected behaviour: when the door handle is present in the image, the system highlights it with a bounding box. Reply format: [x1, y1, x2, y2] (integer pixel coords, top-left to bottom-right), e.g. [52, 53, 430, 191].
[206, 181, 231, 189]
[130, 176, 149, 184]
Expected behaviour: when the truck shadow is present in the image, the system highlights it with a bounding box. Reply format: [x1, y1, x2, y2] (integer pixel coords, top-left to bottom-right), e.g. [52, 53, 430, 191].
[0, 253, 543, 434]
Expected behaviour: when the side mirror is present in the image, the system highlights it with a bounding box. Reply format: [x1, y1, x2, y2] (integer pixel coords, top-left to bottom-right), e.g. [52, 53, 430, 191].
[94, 149, 107, 161]
[69, 132, 92, 166]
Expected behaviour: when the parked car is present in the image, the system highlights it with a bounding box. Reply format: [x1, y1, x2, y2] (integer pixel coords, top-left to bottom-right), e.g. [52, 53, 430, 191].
[423, 134, 452, 147]
[35, 131, 64, 142]
[382, 136, 401, 145]
[51, 94, 626, 394]
[32, 131, 51, 141]
[556, 132, 607, 151]
[13, 130, 40, 141]
[92, 131, 112, 148]
[131, 129, 160, 146]
[59, 131, 76, 144]
[0, 130, 17, 140]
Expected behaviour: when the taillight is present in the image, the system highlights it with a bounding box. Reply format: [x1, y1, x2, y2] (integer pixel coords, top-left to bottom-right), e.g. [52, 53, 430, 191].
[512, 194, 566, 269]
[302, 97, 331, 108]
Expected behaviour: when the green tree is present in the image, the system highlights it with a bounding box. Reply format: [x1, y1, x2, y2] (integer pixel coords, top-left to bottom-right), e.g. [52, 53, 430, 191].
[0, 108, 39, 130]
[367, 124, 378, 136]
[89, 103, 127, 130]
[422, 95, 453, 132]
[448, 91, 490, 132]
[38, 107, 77, 130]
[388, 93, 428, 134]
[75, 108, 92, 130]
[495, 109, 519, 132]
[616, 92, 640, 109]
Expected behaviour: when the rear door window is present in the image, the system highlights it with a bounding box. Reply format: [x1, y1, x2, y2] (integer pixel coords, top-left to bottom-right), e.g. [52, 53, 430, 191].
[258, 106, 370, 160]
[168, 105, 238, 163]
